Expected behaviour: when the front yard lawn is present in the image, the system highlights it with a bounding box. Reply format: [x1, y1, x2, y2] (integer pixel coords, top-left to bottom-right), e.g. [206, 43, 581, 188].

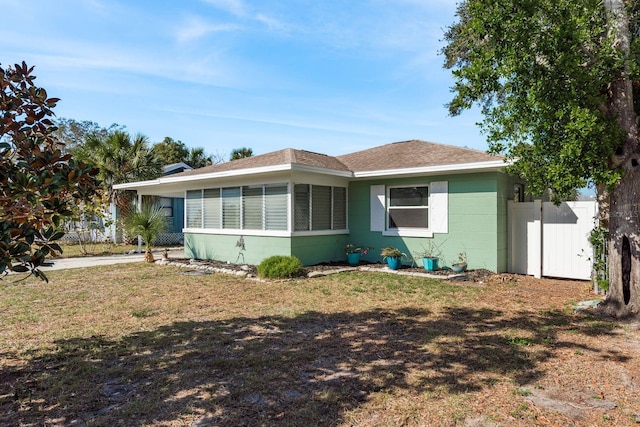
[1, 264, 638, 426]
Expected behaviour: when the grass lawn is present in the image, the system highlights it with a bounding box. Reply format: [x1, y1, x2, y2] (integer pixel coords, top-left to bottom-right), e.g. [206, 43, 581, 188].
[1, 264, 639, 426]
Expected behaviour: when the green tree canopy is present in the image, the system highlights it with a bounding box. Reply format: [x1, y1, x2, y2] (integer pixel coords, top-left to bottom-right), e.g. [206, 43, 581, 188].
[443, 0, 636, 199]
[443, 0, 640, 317]
[0, 62, 98, 281]
[53, 118, 123, 154]
[152, 137, 189, 165]
[152, 136, 214, 169]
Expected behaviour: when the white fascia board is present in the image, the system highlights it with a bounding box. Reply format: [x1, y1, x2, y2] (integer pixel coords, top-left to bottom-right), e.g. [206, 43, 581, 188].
[352, 160, 511, 179]
[113, 164, 293, 190]
[113, 163, 352, 190]
[113, 179, 161, 190]
[290, 164, 353, 178]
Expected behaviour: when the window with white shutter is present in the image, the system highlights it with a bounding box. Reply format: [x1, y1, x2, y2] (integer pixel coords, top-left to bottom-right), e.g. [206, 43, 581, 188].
[388, 186, 429, 229]
[370, 181, 448, 237]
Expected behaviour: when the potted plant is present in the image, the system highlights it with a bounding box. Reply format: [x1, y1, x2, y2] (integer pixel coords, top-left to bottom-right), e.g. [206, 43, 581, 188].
[381, 247, 406, 270]
[415, 240, 444, 271]
[345, 243, 372, 266]
[451, 251, 468, 273]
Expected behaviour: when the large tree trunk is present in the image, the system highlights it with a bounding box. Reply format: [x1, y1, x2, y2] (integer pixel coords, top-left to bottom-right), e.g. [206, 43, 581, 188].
[599, 0, 640, 318]
[605, 171, 640, 318]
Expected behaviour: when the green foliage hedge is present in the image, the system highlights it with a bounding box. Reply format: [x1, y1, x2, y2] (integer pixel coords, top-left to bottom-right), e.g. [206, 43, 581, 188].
[257, 255, 303, 279]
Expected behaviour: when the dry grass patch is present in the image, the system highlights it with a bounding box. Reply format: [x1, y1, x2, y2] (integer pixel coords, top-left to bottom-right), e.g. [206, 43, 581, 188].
[1, 265, 639, 426]
[54, 243, 142, 258]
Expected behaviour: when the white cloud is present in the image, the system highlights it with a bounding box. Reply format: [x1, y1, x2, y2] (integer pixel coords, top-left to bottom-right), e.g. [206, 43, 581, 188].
[200, 0, 247, 17]
[175, 16, 241, 43]
[255, 14, 287, 32]
[0, 27, 244, 91]
[199, 0, 289, 34]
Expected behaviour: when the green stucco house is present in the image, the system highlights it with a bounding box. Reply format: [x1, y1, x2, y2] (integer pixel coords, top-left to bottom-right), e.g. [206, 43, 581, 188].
[114, 140, 523, 272]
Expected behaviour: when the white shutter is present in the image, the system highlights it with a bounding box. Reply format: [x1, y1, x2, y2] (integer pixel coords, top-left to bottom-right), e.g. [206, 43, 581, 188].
[370, 185, 385, 231]
[430, 181, 448, 234]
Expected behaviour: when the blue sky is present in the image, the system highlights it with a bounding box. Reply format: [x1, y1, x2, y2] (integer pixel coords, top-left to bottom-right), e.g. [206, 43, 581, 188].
[1, 0, 486, 158]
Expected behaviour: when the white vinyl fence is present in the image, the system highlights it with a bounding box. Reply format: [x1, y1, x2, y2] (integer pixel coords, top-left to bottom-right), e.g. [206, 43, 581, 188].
[508, 200, 597, 280]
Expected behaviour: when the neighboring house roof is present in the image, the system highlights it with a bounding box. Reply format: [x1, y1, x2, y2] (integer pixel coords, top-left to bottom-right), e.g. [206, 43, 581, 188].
[162, 162, 193, 175]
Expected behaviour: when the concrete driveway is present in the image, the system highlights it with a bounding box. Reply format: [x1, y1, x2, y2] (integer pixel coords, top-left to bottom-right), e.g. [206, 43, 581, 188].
[43, 247, 185, 271]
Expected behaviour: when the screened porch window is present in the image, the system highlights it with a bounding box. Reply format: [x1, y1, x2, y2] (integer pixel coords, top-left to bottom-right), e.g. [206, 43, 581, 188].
[294, 184, 347, 231]
[264, 185, 288, 230]
[186, 190, 202, 228]
[186, 184, 288, 231]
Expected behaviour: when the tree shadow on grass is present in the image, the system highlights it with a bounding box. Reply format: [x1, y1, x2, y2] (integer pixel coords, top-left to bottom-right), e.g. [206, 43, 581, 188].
[0, 307, 617, 426]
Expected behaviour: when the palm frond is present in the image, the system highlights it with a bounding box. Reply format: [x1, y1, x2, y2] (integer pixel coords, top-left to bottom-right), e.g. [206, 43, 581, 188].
[122, 203, 169, 254]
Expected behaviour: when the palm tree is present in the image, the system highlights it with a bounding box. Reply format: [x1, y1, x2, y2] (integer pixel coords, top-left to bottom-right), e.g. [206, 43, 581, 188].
[230, 147, 253, 161]
[184, 147, 213, 169]
[122, 203, 168, 262]
[81, 130, 163, 214]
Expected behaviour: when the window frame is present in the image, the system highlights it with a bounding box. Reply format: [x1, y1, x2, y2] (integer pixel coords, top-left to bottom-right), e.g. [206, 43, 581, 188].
[184, 183, 291, 236]
[383, 184, 432, 237]
[293, 184, 348, 233]
[184, 182, 348, 237]
[158, 197, 174, 218]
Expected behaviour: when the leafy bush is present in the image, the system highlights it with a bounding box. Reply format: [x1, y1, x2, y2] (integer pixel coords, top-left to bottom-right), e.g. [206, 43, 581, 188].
[1, 62, 99, 282]
[257, 255, 303, 279]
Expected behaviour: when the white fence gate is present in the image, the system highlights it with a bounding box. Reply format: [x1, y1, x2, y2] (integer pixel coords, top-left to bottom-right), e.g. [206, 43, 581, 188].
[508, 200, 597, 280]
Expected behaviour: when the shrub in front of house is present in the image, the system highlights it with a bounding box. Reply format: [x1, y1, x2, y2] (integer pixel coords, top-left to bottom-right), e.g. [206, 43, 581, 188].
[257, 255, 303, 279]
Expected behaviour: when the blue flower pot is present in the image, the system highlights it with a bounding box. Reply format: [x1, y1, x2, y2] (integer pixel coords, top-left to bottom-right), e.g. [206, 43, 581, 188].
[451, 263, 467, 273]
[422, 257, 438, 271]
[386, 257, 402, 270]
[347, 252, 360, 266]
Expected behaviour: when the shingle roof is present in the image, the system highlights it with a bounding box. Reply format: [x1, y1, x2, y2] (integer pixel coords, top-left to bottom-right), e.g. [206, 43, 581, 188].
[155, 140, 503, 182]
[336, 140, 503, 172]
[169, 148, 350, 178]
